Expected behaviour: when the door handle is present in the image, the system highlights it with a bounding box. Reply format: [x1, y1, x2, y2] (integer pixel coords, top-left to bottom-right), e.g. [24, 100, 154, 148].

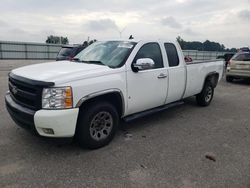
[157, 73, 168, 79]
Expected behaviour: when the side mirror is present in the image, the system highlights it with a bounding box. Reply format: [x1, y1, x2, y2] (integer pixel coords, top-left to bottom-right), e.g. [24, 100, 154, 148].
[132, 58, 155, 72]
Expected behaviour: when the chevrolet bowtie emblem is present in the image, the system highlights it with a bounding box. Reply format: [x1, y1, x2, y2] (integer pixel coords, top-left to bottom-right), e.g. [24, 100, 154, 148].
[12, 86, 18, 94]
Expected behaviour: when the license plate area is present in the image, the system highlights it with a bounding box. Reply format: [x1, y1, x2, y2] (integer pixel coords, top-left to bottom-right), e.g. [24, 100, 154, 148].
[235, 64, 250, 70]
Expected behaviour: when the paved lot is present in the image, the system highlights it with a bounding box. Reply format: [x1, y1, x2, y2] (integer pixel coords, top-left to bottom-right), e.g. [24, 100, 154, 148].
[0, 60, 250, 188]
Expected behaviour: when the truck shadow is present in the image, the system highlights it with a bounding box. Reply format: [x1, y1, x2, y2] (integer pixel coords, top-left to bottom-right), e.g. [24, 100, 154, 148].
[119, 97, 197, 133]
[227, 79, 250, 86]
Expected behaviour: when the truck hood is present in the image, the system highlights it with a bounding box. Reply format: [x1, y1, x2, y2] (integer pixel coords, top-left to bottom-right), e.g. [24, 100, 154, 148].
[11, 61, 114, 84]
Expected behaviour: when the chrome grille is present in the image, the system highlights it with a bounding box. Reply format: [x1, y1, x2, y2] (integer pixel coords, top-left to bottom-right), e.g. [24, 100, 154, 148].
[8, 75, 42, 110]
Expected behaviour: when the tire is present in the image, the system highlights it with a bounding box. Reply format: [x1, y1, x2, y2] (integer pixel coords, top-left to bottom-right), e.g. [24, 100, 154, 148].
[76, 101, 119, 149]
[196, 82, 214, 106]
[226, 76, 233, 82]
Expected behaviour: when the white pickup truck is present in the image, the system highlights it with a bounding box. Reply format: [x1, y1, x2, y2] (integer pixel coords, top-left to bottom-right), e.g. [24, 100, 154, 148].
[5, 39, 224, 149]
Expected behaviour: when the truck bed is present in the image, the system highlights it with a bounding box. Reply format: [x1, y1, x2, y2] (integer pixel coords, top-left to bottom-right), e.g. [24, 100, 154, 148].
[183, 60, 224, 98]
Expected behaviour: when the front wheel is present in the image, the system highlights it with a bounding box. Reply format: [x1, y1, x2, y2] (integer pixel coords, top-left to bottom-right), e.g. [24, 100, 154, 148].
[196, 82, 214, 106]
[76, 101, 119, 149]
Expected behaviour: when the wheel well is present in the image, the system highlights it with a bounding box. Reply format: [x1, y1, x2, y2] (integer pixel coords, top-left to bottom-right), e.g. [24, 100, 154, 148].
[204, 72, 219, 88]
[78, 92, 124, 117]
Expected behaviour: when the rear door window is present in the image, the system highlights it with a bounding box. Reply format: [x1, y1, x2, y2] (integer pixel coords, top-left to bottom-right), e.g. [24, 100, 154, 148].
[164, 43, 179, 67]
[233, 53, 250, 61]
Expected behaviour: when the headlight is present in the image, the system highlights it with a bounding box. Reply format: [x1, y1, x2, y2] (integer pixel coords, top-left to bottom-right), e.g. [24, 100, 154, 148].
[42, 87, 73, 109]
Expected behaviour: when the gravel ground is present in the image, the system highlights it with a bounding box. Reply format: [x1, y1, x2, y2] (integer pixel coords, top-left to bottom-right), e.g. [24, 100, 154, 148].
[0, 60, 250, 188]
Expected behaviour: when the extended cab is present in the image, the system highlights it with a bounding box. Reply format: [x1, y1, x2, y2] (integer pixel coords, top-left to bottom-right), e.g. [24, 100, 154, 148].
[5, 40, 224, 149]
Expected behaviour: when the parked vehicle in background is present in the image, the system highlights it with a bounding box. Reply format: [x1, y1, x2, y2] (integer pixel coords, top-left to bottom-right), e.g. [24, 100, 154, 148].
[216, 53, 235, 67]
[226, 52, 250, 82]
[5, 39, 224, 149]
[239, 47, 250, 53]
[216, 55, 224, 60]
[56, 45, 86, 61]
[224, 53, 235, 67]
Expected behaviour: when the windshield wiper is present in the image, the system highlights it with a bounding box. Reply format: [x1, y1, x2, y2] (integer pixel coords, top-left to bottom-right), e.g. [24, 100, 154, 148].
[73, 59, 112, 68]
[80, 60, 107, 66]
[86, 60, 106, 66]
[71, 58, 80, 62]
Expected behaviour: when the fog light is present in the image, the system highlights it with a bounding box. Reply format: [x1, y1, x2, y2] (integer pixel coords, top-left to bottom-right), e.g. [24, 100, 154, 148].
[42, 128, 54, 135]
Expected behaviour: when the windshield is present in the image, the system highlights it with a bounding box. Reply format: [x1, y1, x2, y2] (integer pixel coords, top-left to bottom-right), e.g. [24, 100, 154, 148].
[232, 53, 250, 61]
[74, 41, 137, 68]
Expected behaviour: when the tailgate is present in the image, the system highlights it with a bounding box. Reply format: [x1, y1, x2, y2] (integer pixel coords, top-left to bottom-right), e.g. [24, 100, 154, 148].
[230, 53, 250, 70]
[230, 60, 250, 70]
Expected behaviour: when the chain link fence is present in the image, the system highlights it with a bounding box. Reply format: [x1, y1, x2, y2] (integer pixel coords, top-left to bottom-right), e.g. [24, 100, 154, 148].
[182, 50, 225, 61]
[0, 41, 62, 60]
[0, 41, 227, 61]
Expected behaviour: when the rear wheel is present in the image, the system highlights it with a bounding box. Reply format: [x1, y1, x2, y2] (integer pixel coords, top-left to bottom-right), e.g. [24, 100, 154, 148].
[226, 76, 233, 82]
[76, 101, 119, 149]
[196, 82, 214, 106]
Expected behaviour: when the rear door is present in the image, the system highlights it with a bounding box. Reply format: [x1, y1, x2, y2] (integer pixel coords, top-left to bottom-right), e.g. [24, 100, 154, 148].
[126, 42, 168, 115]
[164, 43, 186, 104]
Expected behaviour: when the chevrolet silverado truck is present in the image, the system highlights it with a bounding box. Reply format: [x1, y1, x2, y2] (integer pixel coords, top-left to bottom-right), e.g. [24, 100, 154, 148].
[5, 40, 224, 149]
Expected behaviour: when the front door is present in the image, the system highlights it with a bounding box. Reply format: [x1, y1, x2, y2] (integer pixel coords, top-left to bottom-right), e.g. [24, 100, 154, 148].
[126, 42, 168, 115]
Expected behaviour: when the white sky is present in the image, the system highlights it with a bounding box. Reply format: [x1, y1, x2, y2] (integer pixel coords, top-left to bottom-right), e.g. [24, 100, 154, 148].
[0, 0, 250, 48]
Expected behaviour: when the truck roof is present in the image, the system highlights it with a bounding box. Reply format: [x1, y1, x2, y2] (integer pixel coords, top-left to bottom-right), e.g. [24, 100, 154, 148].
[98, 38, 178, 44]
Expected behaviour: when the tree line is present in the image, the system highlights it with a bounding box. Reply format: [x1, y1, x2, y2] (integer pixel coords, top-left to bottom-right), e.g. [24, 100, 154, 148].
[46, 35, 69, 44]
[46, 35, 96, 46]
[177, 36, 237, 52]
[45, 35, 237, 52]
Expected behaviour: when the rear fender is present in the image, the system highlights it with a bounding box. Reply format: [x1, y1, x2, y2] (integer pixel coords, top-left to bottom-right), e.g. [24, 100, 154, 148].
[203, 72, 219, 88]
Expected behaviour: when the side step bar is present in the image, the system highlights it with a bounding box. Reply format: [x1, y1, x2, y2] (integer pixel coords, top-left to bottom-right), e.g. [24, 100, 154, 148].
[123, 101, 184, 122]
